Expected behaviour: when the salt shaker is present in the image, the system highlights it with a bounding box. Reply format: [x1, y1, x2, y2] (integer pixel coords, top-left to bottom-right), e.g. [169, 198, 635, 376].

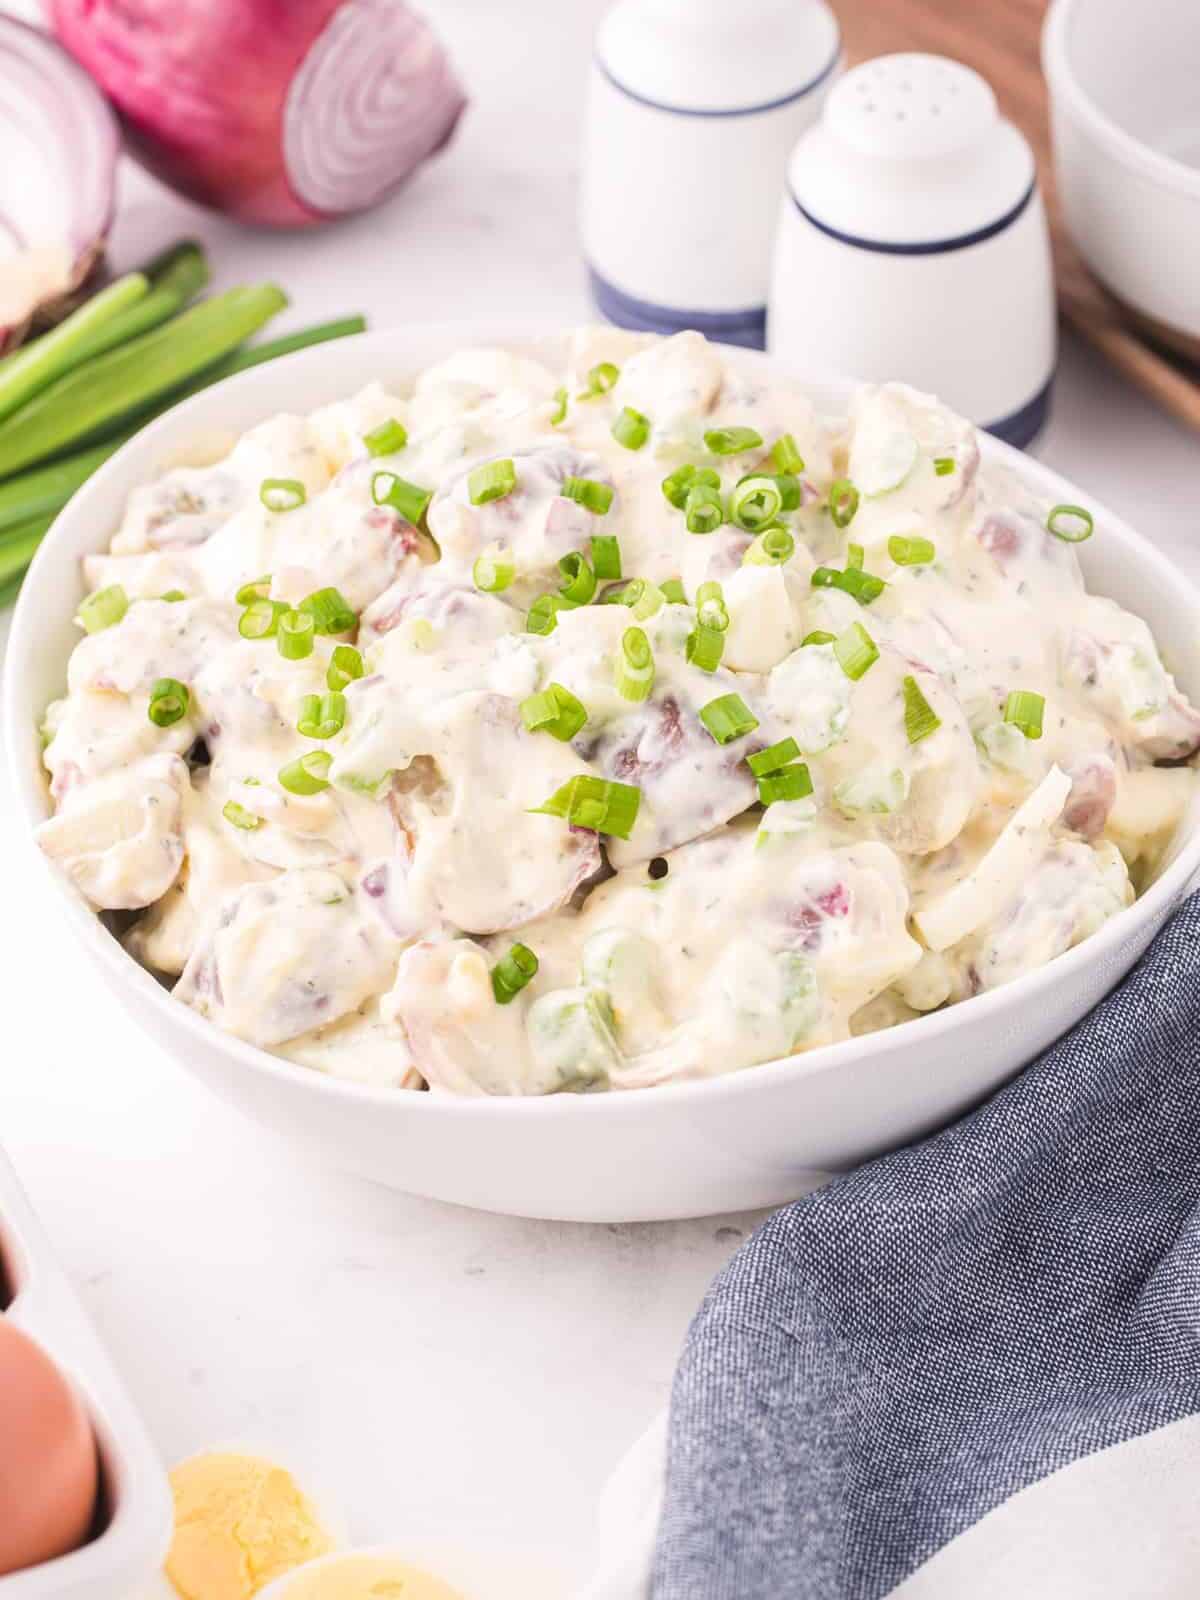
[769, 54, 1056, 447]
[580, 0, 842, 350]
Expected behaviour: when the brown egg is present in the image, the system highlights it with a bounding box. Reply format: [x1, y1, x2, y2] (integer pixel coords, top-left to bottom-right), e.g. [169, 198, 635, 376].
[0, 1316, 99, 1575]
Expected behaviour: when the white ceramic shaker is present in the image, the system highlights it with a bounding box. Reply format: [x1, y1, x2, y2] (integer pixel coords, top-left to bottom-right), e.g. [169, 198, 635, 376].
[580, 0, 842, 349]
[769, 54, 1056, 447]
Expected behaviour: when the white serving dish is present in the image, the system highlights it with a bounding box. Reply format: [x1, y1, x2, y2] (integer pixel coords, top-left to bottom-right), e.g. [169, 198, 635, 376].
[1043, 0, 1200, 354]
[7, 324, 1200, 1224]
[770, 55, 1056, 448]
[0, 1146, 172, 1599]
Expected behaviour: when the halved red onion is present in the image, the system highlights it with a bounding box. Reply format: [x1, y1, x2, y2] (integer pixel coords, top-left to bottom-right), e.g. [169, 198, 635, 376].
[49, 0, 468, 229]
[0, 16, 118, 353]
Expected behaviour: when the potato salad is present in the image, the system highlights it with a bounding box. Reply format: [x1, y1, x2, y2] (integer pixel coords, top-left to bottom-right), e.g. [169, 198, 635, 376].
[36, 330, 1199, 1095]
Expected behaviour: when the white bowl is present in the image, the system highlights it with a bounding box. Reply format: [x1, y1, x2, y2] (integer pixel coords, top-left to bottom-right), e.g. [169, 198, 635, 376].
[1043, 0, 1200, 354]
[7, 324, 1200, 1223]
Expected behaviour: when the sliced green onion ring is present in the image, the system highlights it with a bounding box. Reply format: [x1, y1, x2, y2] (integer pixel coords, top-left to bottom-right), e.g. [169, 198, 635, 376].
[327, 645, 364, 692]
[704, 425, 763, 456]
[888, 535, 936, 566]
[729, 474, 784, 532]
[695, 579, 729, 633]
[371, 471, 432, 525]
[235, 574, 272, 606]
[686, 625, 725, 673]
[590, 534, 622, 581]
[473, 543, 515, 593]
[1047, 503, 1094, 543]
[527, 594, 563, 635]
[520, 683, 587, 742]
[579, 361, 619, 399]
[492, 943, 539, 1004]
[612, 406, 651, 451]
[239, 599, 288, 640]
[277, 609, 316, 660]
[561, 475, 613, 515]
[299, 587, 357, 635]
[744, 526, 795, 566]
[902, 675, 941, 744]
[833, 621, 878, 680]
[771, 433, 805, 474]
[616, 625, 655, 701]
[363, 417, 407, 457]
[297, 691, 347, 740]
[78, 584, 127, 634]
[222, 800, 262, 831]
[802, 630, 836, 647]
[757, 763, 813, 805]
[662, 464, 719, 509]
[532, 775, 641, 839]
[747, 737, 801, 777]
[685, 483, 723, 535]
[468, 458, 517, 505]
[661, 578, 686, 604]
[810, 565, 886, 604]
[260, 477, 306, 513]
[933, 456, 955, 476]
[550, 387, 568, 426]
[160, 590, 187, 603]
[828, 478, 860, 528]
[775, 473, 801, 511]
[699, 692, 759, 745]
[148, 676, 189, 727]
[557, 550, 598, 607]
[1004, 689, 1045, 740]
[278, 750, 332, 795]
[846, 542, 864, 570]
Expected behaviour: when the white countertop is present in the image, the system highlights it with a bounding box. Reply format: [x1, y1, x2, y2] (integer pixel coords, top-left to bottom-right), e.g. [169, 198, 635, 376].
[2, 0, 1199, 1587]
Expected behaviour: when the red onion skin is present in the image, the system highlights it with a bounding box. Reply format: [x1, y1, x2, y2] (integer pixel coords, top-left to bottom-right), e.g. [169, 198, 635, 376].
[47, 0, 467, 229]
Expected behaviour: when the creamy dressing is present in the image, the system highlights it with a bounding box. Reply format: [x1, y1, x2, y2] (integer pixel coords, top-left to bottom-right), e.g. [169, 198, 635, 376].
[35, 331, 1199, 1095]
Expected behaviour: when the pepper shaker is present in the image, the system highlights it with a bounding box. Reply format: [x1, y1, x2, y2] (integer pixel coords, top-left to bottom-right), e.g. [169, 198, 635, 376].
[580, 0, 842, 350]
[769, 54, 1057, 447]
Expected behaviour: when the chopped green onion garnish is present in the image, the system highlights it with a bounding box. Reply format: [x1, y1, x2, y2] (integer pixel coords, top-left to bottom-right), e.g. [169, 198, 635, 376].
[685, 483, 723, 535]
[612, 406, 651, 451]
[78, 584, 128, 633]
[661, 463, 718, 509]
[468, 458, 517, 505]
[492, 943, 539, 1004]
[757, 763, 813, 805]
[327, 645, 364, 691]
[372, 471, 432, 524]
[776, 473, 801, 511]
[744, 526, 795, 565]
[771, 433, 805, 474]
[299, 587, 357, 635]
[562, 475, 613, 515]
[558, 550, 597, 607]
[239, 599, 288, 640]
[363, 417, 407, 457]
[811, 564, 886, 604]
[902, 675, 941, 744]
[148, 676, 189, 728]
[888, 535, 936, 566]
[747, 737, 801, 777]
[222, 800, 262, 831]
[686, 625, 724, 673]
[802, 630, 836, 647]
[846, 543, 864, 570]
[1004, 689, 1045, 740]
[729, 474, 784, 531]
[473, 543, 515, 593]
[704, 425, 763, 456]
[277, 609, 316, 660]
[532, 774, 641, 839]
[278, 750, 332, 795]
[260, 477, 306, 513]
[591, 535, 622, 581]
[661, 578, 686, 604]
[602, 577, 664, 620]
[699, 692, 758, 745]
[579, 361, 619, 399]
[1047, 503, 1094, 542]
[833, 622, 878, 680]
[160, 590, 187, 603]
[235, 575, 272, 605]
[520, 682, 587, 742]
[695, 579, 729, 633]
[550, 387, 568, 426]
[616, 625, 655, 701]
[527, 594, 563, 635]
[933, 456, 955, 476]
[297, 691, 347, 740]
[828, 478, 860, 528]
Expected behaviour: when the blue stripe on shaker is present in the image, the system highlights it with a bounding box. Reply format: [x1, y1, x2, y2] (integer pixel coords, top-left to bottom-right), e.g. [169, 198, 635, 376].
[595, 37, 842, 120]
[588, 268, 767, 350]
[983, 377, 1053, 451]
[790, 176, 1038, 256]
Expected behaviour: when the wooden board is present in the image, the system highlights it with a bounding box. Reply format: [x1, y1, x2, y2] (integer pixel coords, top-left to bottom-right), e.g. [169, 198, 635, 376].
[836, 0, 1200, 434]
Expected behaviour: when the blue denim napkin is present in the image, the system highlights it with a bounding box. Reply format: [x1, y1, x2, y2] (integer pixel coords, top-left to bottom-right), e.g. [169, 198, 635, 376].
[650, 890, 1200, 1598]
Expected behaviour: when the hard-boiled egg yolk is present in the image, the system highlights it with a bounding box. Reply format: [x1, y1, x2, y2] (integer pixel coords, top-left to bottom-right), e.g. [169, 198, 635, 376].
[276, 1553, 466, 1598]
